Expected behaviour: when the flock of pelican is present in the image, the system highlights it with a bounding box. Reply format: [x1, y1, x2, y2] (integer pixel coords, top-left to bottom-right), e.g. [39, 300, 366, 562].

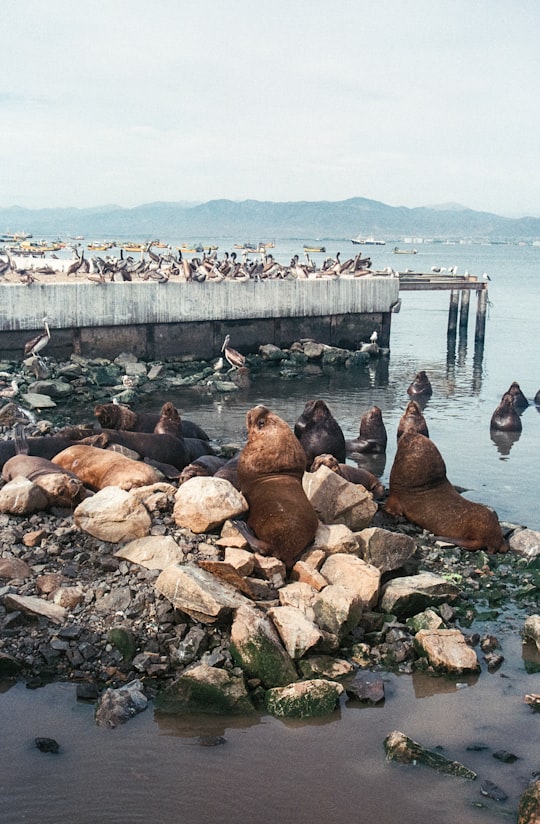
[0, 243, 375, 285]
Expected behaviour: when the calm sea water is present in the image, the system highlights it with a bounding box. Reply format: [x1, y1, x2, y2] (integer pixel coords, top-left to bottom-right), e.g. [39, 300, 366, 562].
[1, 239, 538, 824]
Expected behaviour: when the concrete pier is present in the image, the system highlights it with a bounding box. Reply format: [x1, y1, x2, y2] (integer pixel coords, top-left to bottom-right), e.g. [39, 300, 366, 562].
[0, 277, 399, 361]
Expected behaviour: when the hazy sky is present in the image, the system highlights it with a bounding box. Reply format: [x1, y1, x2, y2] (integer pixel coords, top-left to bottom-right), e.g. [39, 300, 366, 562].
[2, 0, 539, 215]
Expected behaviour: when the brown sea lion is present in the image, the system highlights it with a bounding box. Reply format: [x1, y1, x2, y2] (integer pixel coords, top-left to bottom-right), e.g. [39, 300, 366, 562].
[0, 427, 92, 472]
[384, 431, 507, 553]
[505, 381, 528, 411]
[310, 453, 385, 500]
[407, 370, 433, 398]
[535, 388, 540, 406]
[51, 444, 162, 491]
[94, 403, 210, 440]
[397, 400, 430, 440]
[2, 454, 89, 507]
[80, 428, 191, 470]
[346, 405, 388, 454]
[237, 405, 319, 568]
[178, 455, 228, 484]
[294, 399, 346, 468]
[490, 393, 522, 432]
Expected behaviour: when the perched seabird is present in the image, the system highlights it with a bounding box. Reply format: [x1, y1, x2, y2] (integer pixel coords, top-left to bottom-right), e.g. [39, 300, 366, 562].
[221, 334, 246, 369]
[23, 317, 51, 358]
[370, 330, 378, 343]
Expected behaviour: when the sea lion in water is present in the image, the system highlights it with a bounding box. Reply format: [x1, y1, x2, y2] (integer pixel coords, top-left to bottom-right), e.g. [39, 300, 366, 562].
[346, 406, 387, 454]
[294, 399, 346, 468]
[237, 405, 319, 568]
[535, 389, 540, 406]
[397, 400, 430, 440]
[52, 444, 162, 491]
[94, 403, 210, 440]
[384, 431, 507, 553]
[505, 381, 528, 411]
[490, 393, 522, 432]
[2, 454, 89, 508]
[407, 370, 433, 398]
[310, 453, 385, 500]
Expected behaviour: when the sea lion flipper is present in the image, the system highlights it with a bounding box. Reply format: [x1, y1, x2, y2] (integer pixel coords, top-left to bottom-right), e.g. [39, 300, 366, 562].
[230, 519, 272, 555]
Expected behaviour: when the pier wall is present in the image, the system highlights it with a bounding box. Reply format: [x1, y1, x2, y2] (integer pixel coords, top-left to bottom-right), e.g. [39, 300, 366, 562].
[0, 278, 399, 361]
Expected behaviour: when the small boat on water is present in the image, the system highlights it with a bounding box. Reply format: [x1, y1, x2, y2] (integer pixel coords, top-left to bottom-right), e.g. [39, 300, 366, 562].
[393, 246, 417, 254]
[87, 241, 114, 251]
[122, 242, 146, 253]
[351, 236, 386, 246]
[303, 245, 326, 253]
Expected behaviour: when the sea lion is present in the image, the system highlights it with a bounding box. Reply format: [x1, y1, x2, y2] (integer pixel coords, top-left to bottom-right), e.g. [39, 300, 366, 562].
[346, 406, 388, 454]
[384, 431, 507, 553]
[407, 370, 433, 398]
[310, 453, 385, 500]
[178, 455, 228, 484]
[505, 381, 528, 411]
[294, 399, 346, 468]
[237, 405, 319, 568]
[52, 444, 162, 491]
[535, 388, 540, 406]
[80, 428, 191, 471]
[2, 454, 89, 508]
[94, 403, 210, 440]
[397, 400, 430, 439]
[0, 427, 91, 472]
[490, 393, 522, 432]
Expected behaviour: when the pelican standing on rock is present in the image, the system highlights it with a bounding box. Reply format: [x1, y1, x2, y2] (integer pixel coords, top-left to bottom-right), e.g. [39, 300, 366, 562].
[221, 334, 246, 369]
[23, 317, 51, 358]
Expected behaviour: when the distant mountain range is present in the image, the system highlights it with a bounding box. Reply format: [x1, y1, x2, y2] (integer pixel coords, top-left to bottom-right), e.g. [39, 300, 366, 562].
[1, 197, 539, 241]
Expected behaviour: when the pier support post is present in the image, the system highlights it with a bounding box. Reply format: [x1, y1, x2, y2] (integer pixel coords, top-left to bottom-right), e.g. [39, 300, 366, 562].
[447, 290, 459, 336]
[474, 288, 488, 345]
[459, 290, 470, 334]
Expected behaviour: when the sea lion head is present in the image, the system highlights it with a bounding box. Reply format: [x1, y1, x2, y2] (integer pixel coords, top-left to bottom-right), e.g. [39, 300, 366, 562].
[310, 453, 340, 473]
[241, 405, 307, 478]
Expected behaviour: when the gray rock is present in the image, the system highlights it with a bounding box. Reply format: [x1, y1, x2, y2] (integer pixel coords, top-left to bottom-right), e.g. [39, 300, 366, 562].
[379, 572, 460, 619]
[384, 730, 477, 779]
[265, 679, 343, 718]
[95, 679, 148, 728]
[155, 663, 254, 715]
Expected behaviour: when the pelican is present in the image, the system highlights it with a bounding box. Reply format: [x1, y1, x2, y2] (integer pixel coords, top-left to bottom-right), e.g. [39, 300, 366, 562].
[23, 317, 51, 357]
[221, 334, 246, 369]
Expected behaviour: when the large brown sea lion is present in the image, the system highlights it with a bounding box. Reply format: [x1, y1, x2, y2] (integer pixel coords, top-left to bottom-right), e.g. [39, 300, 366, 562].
[237, 405, 319, 568]
[346, 406, 388, 454]
[52, 445, 162, 491]
[310, 453, 385, 500]
[505, 381, 529, 411]
[178, 455, 228, 484]
[384, 431, 507, 553]
[490, 393, 522, 432]
[407, 370, 433, 398]
[397, 400, 430, 440]
[94, 403, 210, 440]
[81, 428, 196, 470]
[2, 454, 89, 508]
[294, 399, 346, 468]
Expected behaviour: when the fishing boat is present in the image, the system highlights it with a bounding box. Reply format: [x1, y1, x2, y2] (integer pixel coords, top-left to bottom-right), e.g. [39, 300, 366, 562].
[303, 245, 326, 253]
[87, 241, 114, 251]
[351, 235, 386, 245]
[393, 246, 417, 254]
[122, 242, 146, 253]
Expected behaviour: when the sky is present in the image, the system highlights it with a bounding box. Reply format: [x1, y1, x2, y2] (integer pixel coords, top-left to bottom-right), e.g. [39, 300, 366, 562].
[2, 0, 539, 216]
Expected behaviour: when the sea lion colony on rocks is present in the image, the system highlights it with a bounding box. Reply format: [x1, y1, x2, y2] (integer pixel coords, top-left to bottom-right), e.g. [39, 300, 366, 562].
[0, 347, 538, 732]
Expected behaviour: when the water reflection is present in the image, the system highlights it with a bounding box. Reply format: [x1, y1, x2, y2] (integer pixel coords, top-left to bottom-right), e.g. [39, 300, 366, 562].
[490, 429, 522, 457]
[155, 708, 263, 739]
[412, 670, 479, 698]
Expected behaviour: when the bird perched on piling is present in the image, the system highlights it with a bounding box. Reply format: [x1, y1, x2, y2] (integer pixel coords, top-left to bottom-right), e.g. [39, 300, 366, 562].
[221, 334, 246, 369]
[23, 317, 51, 358]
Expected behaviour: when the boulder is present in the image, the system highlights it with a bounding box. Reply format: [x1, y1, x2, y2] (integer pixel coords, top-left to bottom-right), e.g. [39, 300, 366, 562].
[379, 572, 460, 620]
[320, 553, 380, 610]
[4, 593, 67, 625]
[312, 584, 363, 637]
[509, 528, 540, 561]
[0, 477, 49, 515]
[414, 629, 480, 673]
[230, 603, 298, 688]
[384, 730, 477, 778]
[278, 582, 318, 620]
[355, 527, 416, 573]
[265, 679, 343, 718]
[517, 780, 540, 824]
[523, 615, 540, 652]
[115, 535, 187, 570]
[297, 655, 353, 680]
[155, 663, 254, 715]
[312, 522, 360, 555]
[95, 679, 148, 728]
[268, 606, 323, 659]
[0, 557, 32, 580]
[74, 486, 152, 542]
[173, 477, 248, 533]
[303, 465, 377, 531]
[155, 563, 248, 623]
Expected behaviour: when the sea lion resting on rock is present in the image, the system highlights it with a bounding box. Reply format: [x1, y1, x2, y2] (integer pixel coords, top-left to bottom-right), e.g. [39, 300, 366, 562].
[52, 444, 162, 491]
[178, 455, 228, 484]
[0, 427, 92, 472]
[237, 405, 319, 568]
[80, 428, 212, 470]
[94, 402, 210, 440]
[490, 393, 522, 432]
[407, 370, 433, 398]
[2, 454, 90, 507]
[310, 453, 385, 500]
[384, 431, 507, 553]
[346, 405, 388, 454]
[294, 398, 346, 468]
[397, 400, 430, 440]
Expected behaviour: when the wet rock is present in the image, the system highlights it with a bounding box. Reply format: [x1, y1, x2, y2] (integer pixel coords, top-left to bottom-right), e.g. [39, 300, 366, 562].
[35, 737, 60, 753]
[74, 487, 152, 542]
[484, 652, 504, 671]
[523, 615, 540, 651]
[345, 671, 385, 703]
[0, 477, 49, 515]
[480, 779, 508, 802]
[379, 572, 460, 620]
[303, 465, 377, 531]
[230, 603, 298, 688]
[524, 694, 540, 712]
[268, 605, 323, 659]
[405, 608, 445, 633]
[95, 679, 148, 728]
[517, 779, 540, 824]
[265, 679, 343, 718]
[4, 593, 67, 625]
[320, 553, 380, 610]
[355, 527, 416, 573]
[493, 749, 519, 763]
[414, 629, 480, 673]
[155, 562, 248, 623]
[384, 730, 477, 778]
[297, 655, 353, 680]
[259, 344, 286, 361]
[115, 535, 187, 570]
[155, 663, 254, 715]
[173, 477, 248, 533]
[172, 625, 208, 666]
[107, 626, 138, 660]
[0, 652, 22, 676]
